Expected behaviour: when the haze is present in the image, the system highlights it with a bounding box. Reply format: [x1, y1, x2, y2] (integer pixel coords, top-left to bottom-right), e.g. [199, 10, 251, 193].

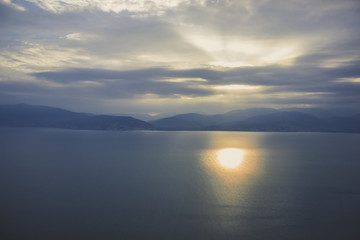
[0, 0, 359, 115]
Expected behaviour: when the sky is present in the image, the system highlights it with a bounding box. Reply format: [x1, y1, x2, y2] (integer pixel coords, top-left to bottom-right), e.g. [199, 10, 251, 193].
[0, 0, 360, 115]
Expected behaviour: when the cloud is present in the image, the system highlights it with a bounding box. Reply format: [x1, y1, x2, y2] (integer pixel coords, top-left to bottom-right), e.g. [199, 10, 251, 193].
[30, 60, 360, 103]
[24, 0, 205, 15]
[0, 0, 26, 11]
[31, 68, 217, 99]
[0, 7, 210, 71]
[1, 0, 360, 114]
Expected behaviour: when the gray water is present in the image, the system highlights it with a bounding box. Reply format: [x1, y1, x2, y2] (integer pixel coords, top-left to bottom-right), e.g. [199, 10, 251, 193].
[1, 128, 360, 240]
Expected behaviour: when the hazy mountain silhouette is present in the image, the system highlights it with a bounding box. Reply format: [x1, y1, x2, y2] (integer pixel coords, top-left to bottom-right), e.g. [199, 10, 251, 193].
[149, 113, 228, 130]
[0, 104, 153, 130]
[151, 109, 360, 133]
[59, 115, 153, 130]
[211, 111, 328, 132]
[150, 108, 279, 130]
[222, 108, 279, 120]
[1, 104, 359, 132]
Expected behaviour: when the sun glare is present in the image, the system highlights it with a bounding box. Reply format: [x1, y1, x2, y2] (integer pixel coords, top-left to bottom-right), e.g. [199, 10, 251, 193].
[217, 148, 245, 169]
[183, 32, 300, 67]
[213, 84, 259, 90]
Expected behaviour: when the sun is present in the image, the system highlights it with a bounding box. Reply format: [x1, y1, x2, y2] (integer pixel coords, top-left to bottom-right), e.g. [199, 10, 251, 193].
[217, 148, 245, 169]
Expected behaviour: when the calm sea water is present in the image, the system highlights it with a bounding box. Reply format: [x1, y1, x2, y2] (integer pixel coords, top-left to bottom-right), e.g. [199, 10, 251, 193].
[1, 128, 360, 240]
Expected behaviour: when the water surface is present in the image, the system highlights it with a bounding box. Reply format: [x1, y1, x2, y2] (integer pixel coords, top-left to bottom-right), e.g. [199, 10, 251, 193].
[1, 128, 360, 239]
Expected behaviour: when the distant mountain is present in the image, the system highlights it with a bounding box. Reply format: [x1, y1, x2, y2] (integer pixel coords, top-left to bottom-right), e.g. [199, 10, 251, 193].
[150, 108, 279, 130]
[223, 108, 279, 120]
[281, 107, 334, 118]
[212, 111, 329, 132]
[0, 104, 87, 127]
[1, 104, 359, 133]
[0, 104, 153, 130]
[150, 113, 226, 130]
[110, 112, 175, 121]
[326, 113, 360, 133]
[151, 108, 360, 133]
[59, 115, 153, 130]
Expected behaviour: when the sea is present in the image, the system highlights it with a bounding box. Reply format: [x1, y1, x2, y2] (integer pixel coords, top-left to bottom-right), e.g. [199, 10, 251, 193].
[1, 127, 360, 240]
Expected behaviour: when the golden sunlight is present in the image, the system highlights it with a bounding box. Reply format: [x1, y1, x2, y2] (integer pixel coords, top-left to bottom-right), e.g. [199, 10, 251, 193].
[217, 148, 245, 169]
[336, 77, 360, 83]
[183, 32, 300, 67]
[156, 78, 207, 83]
[213, 84, 259, 91]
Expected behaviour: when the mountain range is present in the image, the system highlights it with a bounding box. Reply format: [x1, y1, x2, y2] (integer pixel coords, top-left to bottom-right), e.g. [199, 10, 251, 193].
[0, 104, 359, 133]
[0, 104, 153, 130]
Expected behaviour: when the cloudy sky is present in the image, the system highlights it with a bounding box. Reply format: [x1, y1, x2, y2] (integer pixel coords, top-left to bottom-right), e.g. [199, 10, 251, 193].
[1, 0, 359, 115]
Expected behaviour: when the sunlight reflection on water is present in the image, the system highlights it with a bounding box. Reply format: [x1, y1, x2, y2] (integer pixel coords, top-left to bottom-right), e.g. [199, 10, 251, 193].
[217, 148, 245, 169]
[201, 143, 262, 233]
[202, 146, 260, 184]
